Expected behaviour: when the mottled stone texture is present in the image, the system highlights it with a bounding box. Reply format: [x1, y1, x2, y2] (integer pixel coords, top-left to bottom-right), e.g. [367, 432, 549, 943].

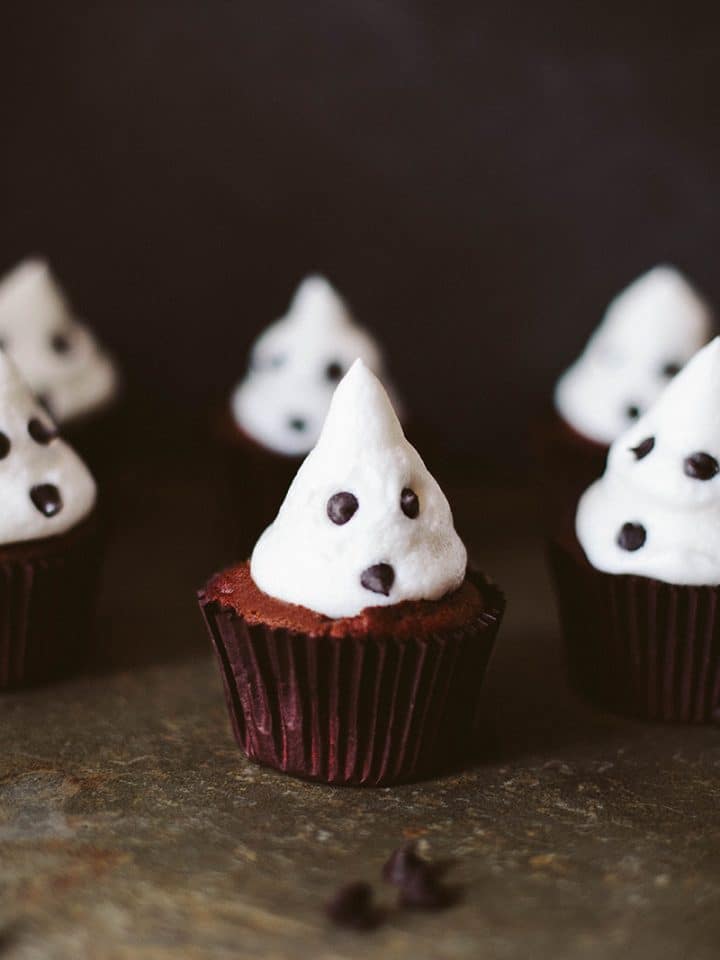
[0, 430, 719, 959]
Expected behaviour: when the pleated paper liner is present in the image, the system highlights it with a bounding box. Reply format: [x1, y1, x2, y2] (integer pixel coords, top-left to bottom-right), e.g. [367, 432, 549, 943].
[200, 571, 505, 786]
[549, 537, 720, 723]
[0, 515, 102, 690]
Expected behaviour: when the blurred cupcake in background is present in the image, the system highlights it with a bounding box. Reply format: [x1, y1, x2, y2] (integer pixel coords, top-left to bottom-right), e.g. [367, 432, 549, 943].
[220, 274, 400, 553]
[0, 351, 101, 689]
[550, 338, 720, 722]
[0, 259, 120, 470]
[537, 265, 713, 519]
[201, 360, 504, 785]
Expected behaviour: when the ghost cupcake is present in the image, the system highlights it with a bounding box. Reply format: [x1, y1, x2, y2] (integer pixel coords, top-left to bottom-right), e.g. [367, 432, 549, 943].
[201, 360, 504, 786]
[221, 275, 397, 552]
[0, 259, 120, 467]
[550, 337, 720, 722]
[0, 351, 100, 689]
[539, 266, 713, 517]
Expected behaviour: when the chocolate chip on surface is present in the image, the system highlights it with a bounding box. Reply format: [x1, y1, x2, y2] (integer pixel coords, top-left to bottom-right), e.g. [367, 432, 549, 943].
[28, 417, 58, 445]
[617, 522, 646, 551]
[630, 437, 655, 460]
[0, 432, 10, 459]
[684, 451, 719, 481]
[382, 843, 426, 887]
[400, 487, 419, 518]
[360, 563, 395, 596]
[327, 491, 359, 525]
[397, 869, 458, 910]
[325, 882, 382, 931]
[382, 842, 459, 911]
[30, 484, 63, 517]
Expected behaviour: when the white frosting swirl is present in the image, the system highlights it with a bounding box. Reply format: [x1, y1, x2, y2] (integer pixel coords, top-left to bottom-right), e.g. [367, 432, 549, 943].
[0, 259, 119, 424]
[555, 266, 713, 445]
[577, 337, 720, 585]
[231, 275, 394, 456]
[0, 351, 96, 544]
[251, 360, 467, 618]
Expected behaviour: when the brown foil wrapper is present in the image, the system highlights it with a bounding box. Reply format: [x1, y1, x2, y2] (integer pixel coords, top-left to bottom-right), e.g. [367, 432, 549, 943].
[199, 573, 505, 786]
[549, 538, 720, 723]
[0, 517, 102, 690]
[532, 413, 608, 526]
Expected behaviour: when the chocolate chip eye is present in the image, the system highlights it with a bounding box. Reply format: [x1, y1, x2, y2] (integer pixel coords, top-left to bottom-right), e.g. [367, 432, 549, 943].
[684, 452, 719, 481]
[400, 487, 419, 518]
[662, 361, 682, 378]
[631, 437, 655, 460]
[50, 332, 71, 354]
[0, 432, 10, 458]
[30, 483, 63, 517]
[28, 418, 58, 445]
[327, 491, 359, 525]
[288, 417, 306, 432]
[325, 361, 344, 382]
[617, 522, 646, 551]
[625, 404, 641, 421]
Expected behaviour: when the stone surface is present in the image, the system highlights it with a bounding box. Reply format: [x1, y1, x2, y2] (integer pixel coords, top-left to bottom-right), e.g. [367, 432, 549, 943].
[0, 420, 719, 959]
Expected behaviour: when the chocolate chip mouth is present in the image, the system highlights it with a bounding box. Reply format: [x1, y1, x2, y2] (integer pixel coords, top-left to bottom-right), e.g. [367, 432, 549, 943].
[360, 563, 395, 596]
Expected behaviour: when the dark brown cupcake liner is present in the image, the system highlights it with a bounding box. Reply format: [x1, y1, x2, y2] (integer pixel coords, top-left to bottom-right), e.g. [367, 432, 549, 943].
[549, 538, 720, 723]
[532, 412, 608, 526]
[0, 517, 102, 690]
[199, 572, 505, 786]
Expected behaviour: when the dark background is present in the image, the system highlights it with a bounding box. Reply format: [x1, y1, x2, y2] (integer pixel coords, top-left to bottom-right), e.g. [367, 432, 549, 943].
[2, 1, 719, 460]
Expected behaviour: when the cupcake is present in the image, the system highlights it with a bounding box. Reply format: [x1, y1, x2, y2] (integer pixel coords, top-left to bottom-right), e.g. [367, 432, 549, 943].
[221, 275, 398, 553]
[550, 337, 720, 722]
[0, 351, 100, 689]
[201, 360, 504, 785]
[0, 259, 120, 468]
[540, 265, 712, 517]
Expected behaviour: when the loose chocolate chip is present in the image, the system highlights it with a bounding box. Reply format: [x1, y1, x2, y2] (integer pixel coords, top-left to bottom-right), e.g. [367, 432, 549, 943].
[325, 361, 344, 382]
[327, 491, 359, 525]
[398, 870, 458, 910]
[662, 361, 682, 378]
[288, 417, 306, 432]
[617, 522, 646, 551]
[382, 843, 458, 911]
[382, 844, 426, 887]
[684, 452, 719, 481]
[30, 484, 63, 517]
[0, 432, 10, 459]
[325, 882, 383, 931]
[360, 563, 395, 596]
[400, 487, 419, 518]
[28, 418, 58, 445]
[625, 404, 641, 421]
[50, 332, 71, 354]
[631, 437, 655, 460]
